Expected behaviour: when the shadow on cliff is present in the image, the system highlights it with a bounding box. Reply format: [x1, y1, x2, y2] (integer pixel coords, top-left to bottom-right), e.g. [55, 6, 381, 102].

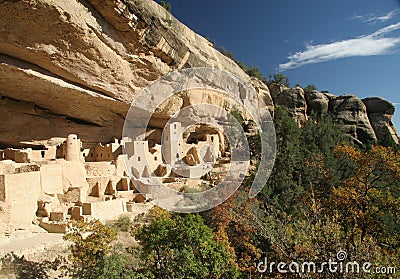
[0, 253, 64, 279]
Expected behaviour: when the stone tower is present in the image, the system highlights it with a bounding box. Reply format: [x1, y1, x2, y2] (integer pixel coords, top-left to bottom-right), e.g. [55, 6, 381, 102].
[65, 134, 81, 161]
[163, 122, 181, 165]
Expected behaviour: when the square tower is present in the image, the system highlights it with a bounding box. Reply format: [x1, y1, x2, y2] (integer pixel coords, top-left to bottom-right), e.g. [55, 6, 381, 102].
[163, 122, 182, 164]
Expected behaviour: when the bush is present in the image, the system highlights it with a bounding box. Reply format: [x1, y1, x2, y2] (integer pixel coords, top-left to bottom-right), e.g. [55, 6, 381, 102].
[64, 220, 118, 278]
[246, 65, 266, 83]
[218, 46, 248, 72]
[135, 213, 240, 278]
[304, 84, 317, 93]
[107, 215, 133, 232]
[269, 73, 290, 87]
[159, 1, 171, 13]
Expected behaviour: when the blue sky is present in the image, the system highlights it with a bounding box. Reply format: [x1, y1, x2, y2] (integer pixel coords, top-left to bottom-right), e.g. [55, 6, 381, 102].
[161, 0, 400, 129]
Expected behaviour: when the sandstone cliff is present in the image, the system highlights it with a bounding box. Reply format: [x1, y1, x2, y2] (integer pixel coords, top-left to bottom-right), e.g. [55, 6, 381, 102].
[0, 0, 248, 147]
[269, 84, 399, 145]
[0, 0, 398, 147]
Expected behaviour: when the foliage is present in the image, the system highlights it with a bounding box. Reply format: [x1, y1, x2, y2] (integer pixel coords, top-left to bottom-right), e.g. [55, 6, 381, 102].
[230, 109, 245, 125]
[332, 145, 400, 247]
[261, 106, 304, 215]
[64, 219, 125, 278]
[203, 187, 264, 276]
[268, 73, 290, 87]
[218, 46, 249, 72]
[218, 47, 235, 60]
[236, 61, 249, 72]
[304, 84, 317, 92]
[135, 212, 239, 278]
[98, 245, 135, 279]
[246, 65, 267, 83]
[107, 215, 133, 232]
[159, 1, 172, 13]
[236, 107, 398, 278]
[251, 110, 400, 278]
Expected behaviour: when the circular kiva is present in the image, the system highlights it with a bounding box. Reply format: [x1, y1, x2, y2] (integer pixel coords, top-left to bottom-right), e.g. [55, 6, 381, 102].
[122, 67, 276, 213]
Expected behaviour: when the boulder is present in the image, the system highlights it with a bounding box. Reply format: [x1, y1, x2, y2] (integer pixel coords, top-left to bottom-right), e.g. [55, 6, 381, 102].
[363, 97, 399, 145]
[329, 95, 377, 145]
[305, 90, 329, 118]
[363, 97, 395, 114]
[270, 85, 308, 125]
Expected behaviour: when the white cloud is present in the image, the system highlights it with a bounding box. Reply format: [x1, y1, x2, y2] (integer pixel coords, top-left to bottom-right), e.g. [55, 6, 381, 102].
[278, 22, 400, 71]
[351, 9, 399, 24]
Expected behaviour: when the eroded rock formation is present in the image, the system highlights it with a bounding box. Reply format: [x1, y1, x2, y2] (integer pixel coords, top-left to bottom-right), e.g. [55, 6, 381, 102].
[305, 90, 329, 118]
[269, 84, 308, 125]
[270, 84, 398, 145]
[329, 94, 377, 145]
[363, 97, 399, 145]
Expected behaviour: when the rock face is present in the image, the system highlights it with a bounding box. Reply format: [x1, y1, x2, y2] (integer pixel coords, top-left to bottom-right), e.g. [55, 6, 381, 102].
[363, 97, 399, 145]
[250, 77, 274, 115]
[305, 90, 329, 118]
[329, 95, 377, 145]
[271, 84, 397, 145]
[269, 84, 308, 125]
[0, 0, 249, 147]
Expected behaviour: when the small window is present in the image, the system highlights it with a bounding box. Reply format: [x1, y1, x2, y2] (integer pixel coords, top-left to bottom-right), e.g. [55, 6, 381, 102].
[176, 153, 179, 159]
[154, 156, 157, 161]
[174, 124, 177, 129]
[211, 136, 214, 142]
[91, 153, 93, 157]
[138, 156, 141, 162]
[41, 151, 45, 158]
[101, 153, 103, 158]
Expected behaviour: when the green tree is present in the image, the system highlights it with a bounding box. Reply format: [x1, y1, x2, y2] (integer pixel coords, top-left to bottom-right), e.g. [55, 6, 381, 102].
[135, 213, 239, 278]
[304, 84, 317, 93]
[218, 47, 235, 60]
[236, 61, 248, 72]
[159, 1, 172, 13]
[246, 65, 266, 83]
[332, 145, 400, 247]
[64, 220, 134, 279]
[301, 115, 350, 158]
[106, 215, 133, 232]
[218, 46, 248, 72]
[269, 73, 290, 87]
[261, 106, 304, 215]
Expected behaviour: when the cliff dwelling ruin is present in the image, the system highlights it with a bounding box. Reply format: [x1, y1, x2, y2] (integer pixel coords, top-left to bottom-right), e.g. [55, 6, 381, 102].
[0, 118, 234, 234]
